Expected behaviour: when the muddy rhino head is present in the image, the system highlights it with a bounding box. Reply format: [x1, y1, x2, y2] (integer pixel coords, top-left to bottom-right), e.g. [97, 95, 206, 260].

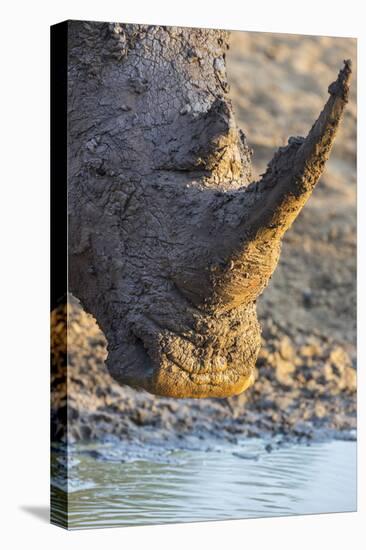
[66, 22, 351, 397]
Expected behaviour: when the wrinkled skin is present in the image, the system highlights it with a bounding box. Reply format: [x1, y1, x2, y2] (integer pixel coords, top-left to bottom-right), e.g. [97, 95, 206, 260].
[67, 21, 351, 398]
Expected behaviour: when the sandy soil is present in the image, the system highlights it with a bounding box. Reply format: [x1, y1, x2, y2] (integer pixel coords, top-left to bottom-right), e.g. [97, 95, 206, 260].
[51, 32, 357, 445]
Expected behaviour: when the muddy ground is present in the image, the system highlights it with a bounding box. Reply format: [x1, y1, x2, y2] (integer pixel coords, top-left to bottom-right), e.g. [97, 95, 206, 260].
[51, 32, 356, 446]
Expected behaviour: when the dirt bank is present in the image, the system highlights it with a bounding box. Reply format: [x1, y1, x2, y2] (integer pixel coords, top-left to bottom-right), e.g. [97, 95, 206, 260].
[51, 294, 356, 445]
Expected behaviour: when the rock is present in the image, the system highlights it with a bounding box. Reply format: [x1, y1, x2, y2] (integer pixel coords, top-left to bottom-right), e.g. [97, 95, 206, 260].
[314, 401, 327, 419]
[344, 367, 357, 392]
[274, 353, 295, 386]
[278, 336, 295, 361]
[329, 346, 352, 371]
[322, 353, 357, 393]
[299, 342, 322, 358]
[275, 395, 294, 410]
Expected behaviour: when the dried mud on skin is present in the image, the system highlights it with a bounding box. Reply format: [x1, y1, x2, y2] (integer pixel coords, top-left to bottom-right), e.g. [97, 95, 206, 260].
[52, 33, 356, 445]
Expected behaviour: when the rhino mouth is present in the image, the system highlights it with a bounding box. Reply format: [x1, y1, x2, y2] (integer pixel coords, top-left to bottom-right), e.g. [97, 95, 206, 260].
[150, 350, 257, 398]
[146, 330, 257, 398]
[107, 304, 260, 398]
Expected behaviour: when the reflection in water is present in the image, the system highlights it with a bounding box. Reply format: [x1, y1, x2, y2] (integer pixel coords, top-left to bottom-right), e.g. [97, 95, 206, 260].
[51, 439, 356, 529]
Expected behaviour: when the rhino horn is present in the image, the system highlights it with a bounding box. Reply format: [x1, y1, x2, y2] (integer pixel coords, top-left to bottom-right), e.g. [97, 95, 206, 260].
[193, 60, 353, 312]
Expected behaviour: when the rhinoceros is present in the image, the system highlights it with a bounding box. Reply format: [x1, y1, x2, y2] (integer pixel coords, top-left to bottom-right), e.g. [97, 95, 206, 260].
[60, 21, 351, 398]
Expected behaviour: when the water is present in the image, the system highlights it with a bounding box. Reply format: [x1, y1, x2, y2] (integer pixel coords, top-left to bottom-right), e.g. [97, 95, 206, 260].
[51, 438, 357, 529]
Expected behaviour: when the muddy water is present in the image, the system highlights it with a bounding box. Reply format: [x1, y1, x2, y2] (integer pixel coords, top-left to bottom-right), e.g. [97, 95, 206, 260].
[51, 438, 356, 529]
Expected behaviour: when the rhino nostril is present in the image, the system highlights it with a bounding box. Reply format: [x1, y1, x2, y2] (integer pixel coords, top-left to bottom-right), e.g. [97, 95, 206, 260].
[105, 333, 154, 389]
[132, 332, 148, 352]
